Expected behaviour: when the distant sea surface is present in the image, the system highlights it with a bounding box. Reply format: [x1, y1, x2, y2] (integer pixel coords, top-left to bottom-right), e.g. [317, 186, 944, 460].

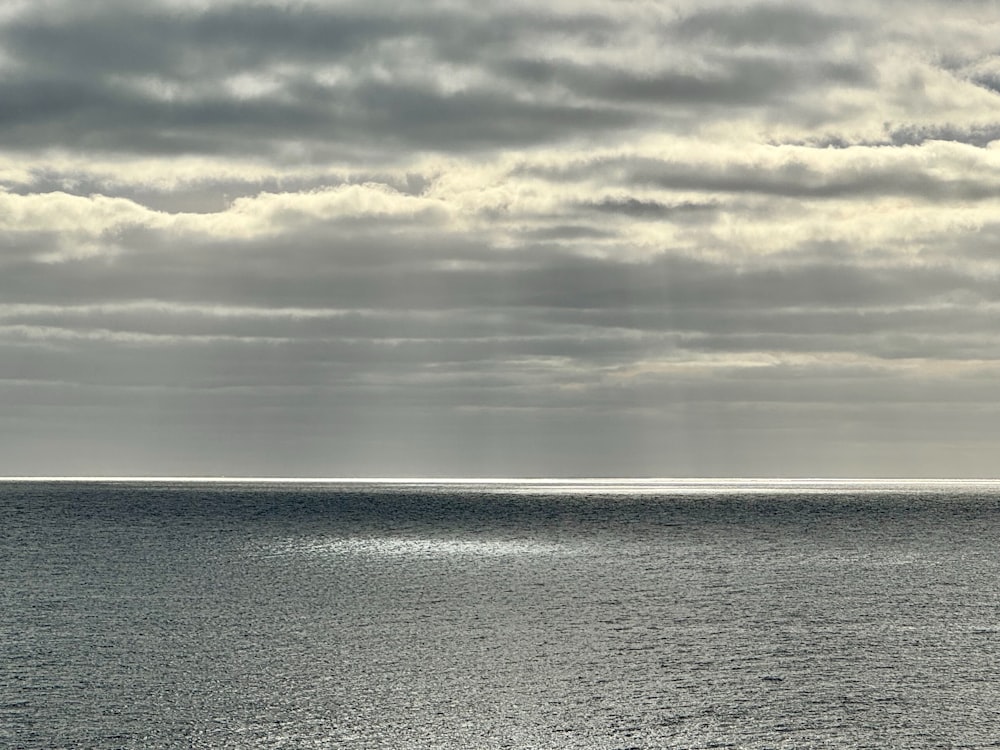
[3, 479, 1000, 749]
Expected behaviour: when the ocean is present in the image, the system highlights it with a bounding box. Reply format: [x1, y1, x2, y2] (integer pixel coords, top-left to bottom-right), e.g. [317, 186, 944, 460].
[3, 479, 999, 749]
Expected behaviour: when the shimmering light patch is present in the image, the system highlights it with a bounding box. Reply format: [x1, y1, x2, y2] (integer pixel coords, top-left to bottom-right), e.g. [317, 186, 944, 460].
[379, 478, 1000, 497]
[267, 536, 581, 558]
[7, 476, 1000, 496]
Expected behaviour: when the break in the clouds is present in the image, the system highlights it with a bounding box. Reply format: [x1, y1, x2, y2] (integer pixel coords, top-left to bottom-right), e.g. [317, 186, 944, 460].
[4, 0, 1000, 477]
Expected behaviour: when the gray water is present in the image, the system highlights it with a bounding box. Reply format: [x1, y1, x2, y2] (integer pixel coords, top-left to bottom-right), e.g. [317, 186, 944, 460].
[3, 479, 1000, 748]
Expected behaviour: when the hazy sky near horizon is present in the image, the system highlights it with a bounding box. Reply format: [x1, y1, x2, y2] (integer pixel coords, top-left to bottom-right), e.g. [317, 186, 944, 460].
[4, 0, 1000, 477]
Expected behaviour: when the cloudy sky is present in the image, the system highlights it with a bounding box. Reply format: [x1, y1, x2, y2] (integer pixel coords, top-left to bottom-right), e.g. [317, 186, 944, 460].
[4, 0, 1000, 477]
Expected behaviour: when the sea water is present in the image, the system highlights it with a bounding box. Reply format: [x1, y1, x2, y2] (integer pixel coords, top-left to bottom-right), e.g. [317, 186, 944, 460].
[3, 479, 1000, 749]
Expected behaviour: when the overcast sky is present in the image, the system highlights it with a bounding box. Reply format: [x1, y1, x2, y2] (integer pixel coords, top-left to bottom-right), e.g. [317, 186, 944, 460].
[4, 0, 1000, 477]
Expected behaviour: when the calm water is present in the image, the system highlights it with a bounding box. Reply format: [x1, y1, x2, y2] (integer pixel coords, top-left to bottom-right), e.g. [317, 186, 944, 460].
[3, 479, 1000, 749]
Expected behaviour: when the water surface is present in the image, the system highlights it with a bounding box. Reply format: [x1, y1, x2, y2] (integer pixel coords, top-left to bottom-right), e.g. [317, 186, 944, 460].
[3, 479, 999, 748]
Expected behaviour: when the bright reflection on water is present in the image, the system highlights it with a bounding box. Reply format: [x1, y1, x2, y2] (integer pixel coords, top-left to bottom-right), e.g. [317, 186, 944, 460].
[5, 480, 1000, 749]
[268, 536, 583, 558]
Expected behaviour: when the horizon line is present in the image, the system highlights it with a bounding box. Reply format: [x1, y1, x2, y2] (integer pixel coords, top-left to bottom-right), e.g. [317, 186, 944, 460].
[3, 476, 1000, 484]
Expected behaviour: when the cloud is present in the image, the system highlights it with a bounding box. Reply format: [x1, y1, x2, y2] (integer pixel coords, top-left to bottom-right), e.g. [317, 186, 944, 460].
[519, 141, 1000, 203]
[4, 0, 1000, 475]
[501, 54, 869, 108]
[579, 198, 719, 219]
[0, 2, 637, 156]
[672, 3, 855, 47]
[0, 0, 886, 161]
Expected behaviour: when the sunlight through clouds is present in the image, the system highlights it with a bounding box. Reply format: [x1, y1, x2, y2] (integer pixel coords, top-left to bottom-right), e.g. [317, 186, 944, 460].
[4, 0, 1000, 476]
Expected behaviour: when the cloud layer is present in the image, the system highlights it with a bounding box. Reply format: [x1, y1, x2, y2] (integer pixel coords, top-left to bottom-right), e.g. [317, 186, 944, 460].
[4, 0, 1000, 476]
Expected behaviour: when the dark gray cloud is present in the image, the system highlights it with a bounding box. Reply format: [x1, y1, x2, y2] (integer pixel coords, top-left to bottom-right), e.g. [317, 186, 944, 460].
[672, 3, 855, 47]
[501, 54, 868, 107]
[0, 76, 634, 156]
[0, 3, 636, 156]
[0, 0, 876, 159]
[2, 5, 402, 76]
[888, 123, 1000, 148]
[1, 224, 991, 358]
[580, 198, 719, 220]
[522, 154, 1000, 201]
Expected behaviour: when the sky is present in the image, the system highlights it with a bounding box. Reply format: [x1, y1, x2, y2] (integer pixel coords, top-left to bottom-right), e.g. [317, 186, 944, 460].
[3, 0, 1000, 477]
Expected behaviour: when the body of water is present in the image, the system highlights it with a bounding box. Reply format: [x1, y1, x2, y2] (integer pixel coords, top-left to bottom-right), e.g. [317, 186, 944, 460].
[3, 479, 1000, 748]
